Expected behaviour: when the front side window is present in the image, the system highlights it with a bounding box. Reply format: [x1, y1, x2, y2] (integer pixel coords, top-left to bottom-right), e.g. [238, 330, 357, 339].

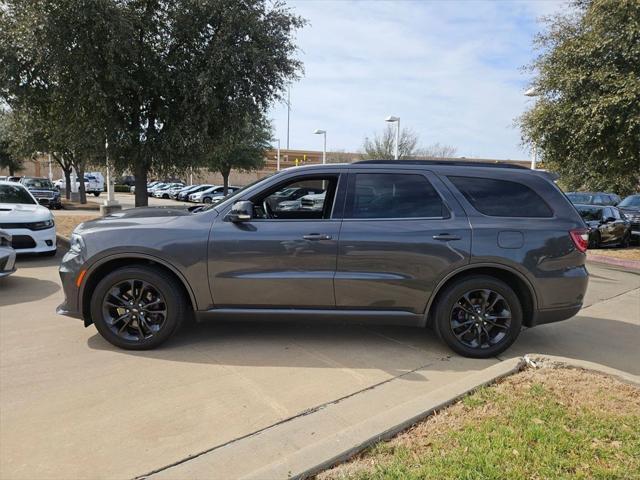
[448, 176, 553, 218]
[0, 184, 36, 205]
[252, 175, 338, 220]
[346, 173, 445, 219]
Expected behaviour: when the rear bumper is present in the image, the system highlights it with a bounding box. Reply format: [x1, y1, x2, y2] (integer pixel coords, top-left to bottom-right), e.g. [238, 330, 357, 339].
[530, 304, 582, 327]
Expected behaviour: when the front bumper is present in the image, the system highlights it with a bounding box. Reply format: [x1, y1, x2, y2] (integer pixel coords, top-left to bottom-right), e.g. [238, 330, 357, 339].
[57, 248, 85, 322]
[5, 226, 56, 254]
[0, 246, 17, 278]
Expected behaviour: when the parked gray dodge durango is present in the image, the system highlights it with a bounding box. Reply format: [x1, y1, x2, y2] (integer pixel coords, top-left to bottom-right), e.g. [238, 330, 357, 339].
[58, 161, 589, 358]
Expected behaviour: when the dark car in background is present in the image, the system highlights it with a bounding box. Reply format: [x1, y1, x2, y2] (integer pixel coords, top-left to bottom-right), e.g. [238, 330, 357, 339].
[20, 177, 62, 209]
[566, 192, 620, 206]
[617, 194, 640, 242]
[58, 160, 590, 359]
[575, 204, 631, 248]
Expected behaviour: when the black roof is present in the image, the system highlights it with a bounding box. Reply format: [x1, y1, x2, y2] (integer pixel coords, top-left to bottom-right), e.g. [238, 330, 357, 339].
[353, 160, 529, 170]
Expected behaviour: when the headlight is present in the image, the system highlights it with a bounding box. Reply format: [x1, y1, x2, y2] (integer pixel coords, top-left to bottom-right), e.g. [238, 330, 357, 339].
[31, 219, 55, 230]
[69, 233, 85, 253]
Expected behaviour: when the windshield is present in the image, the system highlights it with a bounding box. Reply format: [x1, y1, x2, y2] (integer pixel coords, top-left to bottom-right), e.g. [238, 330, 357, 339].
[24, 179, 54, 189]
[619, 195, 640, 208]
[577, 206, 603, 222]
[0, 184, 36, 204]
[566, 193, 592, 204]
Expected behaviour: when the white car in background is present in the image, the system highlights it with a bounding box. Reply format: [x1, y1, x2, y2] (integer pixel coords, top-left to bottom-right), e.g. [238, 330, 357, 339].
[54, 173, 104, 197]
[0, 181, 57, 256]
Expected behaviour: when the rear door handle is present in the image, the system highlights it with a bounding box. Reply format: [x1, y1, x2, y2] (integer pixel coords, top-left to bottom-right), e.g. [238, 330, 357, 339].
[432, 233, 461, 241]
[303, 234, 332, 241]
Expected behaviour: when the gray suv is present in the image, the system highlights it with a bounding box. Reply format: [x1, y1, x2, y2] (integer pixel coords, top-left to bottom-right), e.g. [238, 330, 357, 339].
[58, 161, 589, 358]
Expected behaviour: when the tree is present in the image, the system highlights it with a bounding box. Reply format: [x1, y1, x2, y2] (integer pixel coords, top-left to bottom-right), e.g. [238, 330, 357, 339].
[0, 110, 23, 175]
[519, 0, 640, 195]
[362, 125, 419, 159]
[206, 115, 272, 195]
[0, 0, 305, 207]
[415, 143, 458, 158]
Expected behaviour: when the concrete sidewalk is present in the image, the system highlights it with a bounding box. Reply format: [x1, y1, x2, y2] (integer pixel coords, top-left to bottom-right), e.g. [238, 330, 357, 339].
[0, 258, 638, 480]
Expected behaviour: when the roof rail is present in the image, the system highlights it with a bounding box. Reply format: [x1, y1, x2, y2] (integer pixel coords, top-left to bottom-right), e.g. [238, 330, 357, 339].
[354, 160, 529, 169]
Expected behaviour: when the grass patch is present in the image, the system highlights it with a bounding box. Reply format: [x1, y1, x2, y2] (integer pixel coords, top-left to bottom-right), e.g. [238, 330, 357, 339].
[318, 368, 640, 480]
[590, 245, 640, 261]
[53, 213, 99, 239]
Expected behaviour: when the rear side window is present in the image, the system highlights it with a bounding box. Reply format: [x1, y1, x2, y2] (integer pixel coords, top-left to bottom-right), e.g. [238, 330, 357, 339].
[346, 173, 445, 219]
[448, 176, 553, 218]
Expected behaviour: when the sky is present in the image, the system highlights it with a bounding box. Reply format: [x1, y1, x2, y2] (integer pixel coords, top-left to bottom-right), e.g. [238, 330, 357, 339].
[268, 0, 568, 160]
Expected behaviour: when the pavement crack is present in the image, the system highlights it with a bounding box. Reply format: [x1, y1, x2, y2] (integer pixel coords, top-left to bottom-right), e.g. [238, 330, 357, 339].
[132, 360, 436, 479]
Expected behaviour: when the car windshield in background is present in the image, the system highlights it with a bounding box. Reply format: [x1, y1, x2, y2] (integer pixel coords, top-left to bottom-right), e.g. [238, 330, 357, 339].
[0, 184, 36, 204]
[576, 205, 603, 222]
[566, 193, 593, 204]
[25, 179, 54, 189]
[619, 195, 640, 208]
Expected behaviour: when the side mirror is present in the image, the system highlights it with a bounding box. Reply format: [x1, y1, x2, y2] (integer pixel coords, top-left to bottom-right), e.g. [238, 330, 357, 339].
[227, 200, 253, 223]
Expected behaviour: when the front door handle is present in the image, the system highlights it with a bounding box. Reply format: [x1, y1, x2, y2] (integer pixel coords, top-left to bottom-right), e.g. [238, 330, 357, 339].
[432, 233, 461, 241]
[303, 233, 332, 241]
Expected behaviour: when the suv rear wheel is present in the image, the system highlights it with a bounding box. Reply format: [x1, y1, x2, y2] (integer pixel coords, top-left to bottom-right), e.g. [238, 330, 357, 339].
[433, 275, 522, 358]
[90, 266, 186, 350]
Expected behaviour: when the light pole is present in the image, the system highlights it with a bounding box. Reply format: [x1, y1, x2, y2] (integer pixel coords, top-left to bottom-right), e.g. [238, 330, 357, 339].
[385, 115, 400, 159]
[48, 153, 53, 180]
[274, 138, 281, 171]
[313, 129, 326, 164]
[524, 88, 539, 169]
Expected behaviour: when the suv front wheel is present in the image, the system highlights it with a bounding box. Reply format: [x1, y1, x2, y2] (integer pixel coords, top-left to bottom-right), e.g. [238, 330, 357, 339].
[90, 266, 186, 350]
[433, 275, 522, 358]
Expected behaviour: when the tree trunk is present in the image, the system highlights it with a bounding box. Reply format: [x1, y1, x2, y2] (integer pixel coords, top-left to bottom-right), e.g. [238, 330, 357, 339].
[134, 160, 148, 207]
[9, 165, 14, 176]
[221, 167, 230, 196]
[64, 168, 71, 199]
[76, 161, 87, 204]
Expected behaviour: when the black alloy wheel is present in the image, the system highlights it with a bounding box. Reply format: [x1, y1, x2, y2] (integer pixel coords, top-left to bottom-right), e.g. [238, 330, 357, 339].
[450, 289, 511, 350]
[434, 275, 522, 358]
[91, 266, 186, 349]
[102, 279, 167, 342]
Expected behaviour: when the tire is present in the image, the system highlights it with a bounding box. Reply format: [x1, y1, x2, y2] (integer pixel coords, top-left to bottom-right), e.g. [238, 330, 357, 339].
[162, 194, 169, 199]
[433, 275, 523, 359]
[93, 192, 100, 197]
[203, 197, 212, 204]
[90, 266, 187, 350]
[589, 231, 601, 249]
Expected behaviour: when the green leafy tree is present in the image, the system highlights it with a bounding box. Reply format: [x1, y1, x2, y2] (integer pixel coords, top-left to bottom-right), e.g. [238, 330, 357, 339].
[520, 0, 640, 195]
[206, 115, 272, 195]
[0, 110, 23, 176]
[0, 0, 305, 206]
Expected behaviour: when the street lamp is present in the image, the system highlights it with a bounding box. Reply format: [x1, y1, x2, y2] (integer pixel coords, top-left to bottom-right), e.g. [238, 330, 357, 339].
[274, 138, 281, 171]
[524, 88, 539, 169]
[313, 129, 327, 164]
[385, 115, 400, 160]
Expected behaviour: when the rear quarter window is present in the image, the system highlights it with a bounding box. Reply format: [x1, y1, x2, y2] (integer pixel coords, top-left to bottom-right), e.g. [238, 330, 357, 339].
[448, 176, 553, 218]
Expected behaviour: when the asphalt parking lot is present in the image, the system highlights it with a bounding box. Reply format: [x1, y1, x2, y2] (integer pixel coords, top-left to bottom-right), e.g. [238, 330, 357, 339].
[0, 253, 638, 479]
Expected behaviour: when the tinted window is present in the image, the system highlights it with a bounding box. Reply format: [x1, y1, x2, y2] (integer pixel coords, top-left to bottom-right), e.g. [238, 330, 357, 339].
[577, 206, 603, 222]
[346, 173, 445, 219]
[448, 176, 553, 217]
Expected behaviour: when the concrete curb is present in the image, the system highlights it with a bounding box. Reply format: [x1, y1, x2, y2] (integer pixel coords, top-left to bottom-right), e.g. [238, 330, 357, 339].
[587, 253, 640, 270]
[144, 355, 639, 480]
[56, 234, 70, 250]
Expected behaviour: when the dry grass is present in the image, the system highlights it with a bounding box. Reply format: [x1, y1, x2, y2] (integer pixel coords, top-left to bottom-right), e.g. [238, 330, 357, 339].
[53, 213, 99, 238]
[590, 246, 640, 261]
[319, 367, 640, 480]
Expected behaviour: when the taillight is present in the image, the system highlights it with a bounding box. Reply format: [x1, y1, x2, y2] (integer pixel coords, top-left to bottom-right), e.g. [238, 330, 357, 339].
[570, 228, 589, 253]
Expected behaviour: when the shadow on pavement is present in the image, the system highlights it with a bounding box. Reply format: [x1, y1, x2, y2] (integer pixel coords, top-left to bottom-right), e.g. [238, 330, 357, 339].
[0, 275, 60, 306]
[508, 316, 640, 375]
[87, 320, 492, 378]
